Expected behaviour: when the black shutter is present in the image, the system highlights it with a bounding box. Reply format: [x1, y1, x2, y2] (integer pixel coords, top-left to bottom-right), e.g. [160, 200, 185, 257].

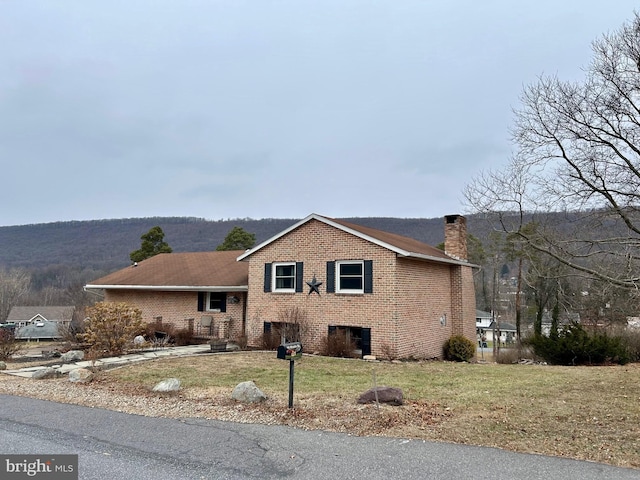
[326, 261, 335, 293]
[264, 322, 272, 333]
[197, 292, 205, 312]
[364, 260, 373, 294]
[328, 325, 337, 335]
[220, 293, 227, 313]
[361, 328, 371, 357]
[295, 262, 304, 293]
[264, 263, 272, 292]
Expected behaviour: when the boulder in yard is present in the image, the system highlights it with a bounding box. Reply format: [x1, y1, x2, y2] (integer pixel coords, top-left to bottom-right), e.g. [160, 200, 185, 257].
[68, 368, 94, 383]
[231, 381, 267, 403]
[153, 378, 181, 392]
[32, 367, 60, 380]
[61, 350, 85, 363]
[357, 386, 403, 406]
[0, 361, 6, 371]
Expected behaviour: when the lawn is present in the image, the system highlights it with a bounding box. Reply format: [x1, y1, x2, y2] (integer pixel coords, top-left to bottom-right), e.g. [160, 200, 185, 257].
[102, 351, 640, 469]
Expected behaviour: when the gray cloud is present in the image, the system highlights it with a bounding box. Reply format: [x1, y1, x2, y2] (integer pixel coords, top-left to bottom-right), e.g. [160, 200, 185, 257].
[0, 0, 637, 225]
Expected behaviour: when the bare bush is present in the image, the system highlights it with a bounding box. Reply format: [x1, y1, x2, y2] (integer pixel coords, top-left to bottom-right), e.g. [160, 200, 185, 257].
[321, 332, 358, 358]
[379, 342, 397, 361]
[0, 327, 24, 360]
[495, 348, 520, 364]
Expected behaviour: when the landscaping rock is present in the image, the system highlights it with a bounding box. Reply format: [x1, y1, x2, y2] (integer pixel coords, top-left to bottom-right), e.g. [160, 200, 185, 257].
[357, 386, 403, 406]
[32, 367, 60, 380]
[152, 378, 181, 392]
[0, 361, 6, 371]
[231, 381, 267, 403]
[60, 350, 85, 363]
[68, 368, 94, 383]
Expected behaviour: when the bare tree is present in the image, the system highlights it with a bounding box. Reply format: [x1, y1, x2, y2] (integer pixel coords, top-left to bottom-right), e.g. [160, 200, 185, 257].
[0, 268, 31, 322]
[465, 14, 640, 291]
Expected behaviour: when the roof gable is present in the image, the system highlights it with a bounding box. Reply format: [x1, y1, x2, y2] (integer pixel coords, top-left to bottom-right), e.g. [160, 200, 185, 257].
[85, 250, 248, 291]
[237, 213, 469, 266]
[7, 306, 75, 323]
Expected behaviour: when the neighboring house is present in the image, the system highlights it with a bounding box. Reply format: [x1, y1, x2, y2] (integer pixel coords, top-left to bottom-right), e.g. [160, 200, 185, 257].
[476, 310, 493, 332]
[485, 320, 517, 345]
[237, 213, 477, 359]
[84, 251, 248, 339]
[7, 306, 75, 340]
[7, 306, 75, 328]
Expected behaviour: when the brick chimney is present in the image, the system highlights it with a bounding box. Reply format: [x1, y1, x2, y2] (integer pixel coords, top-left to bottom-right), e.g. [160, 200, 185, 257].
[444, 215, 468, 261]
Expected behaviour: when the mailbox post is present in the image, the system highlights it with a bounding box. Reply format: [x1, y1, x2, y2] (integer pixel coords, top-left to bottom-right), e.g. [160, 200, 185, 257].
[276, 342, 302, 408]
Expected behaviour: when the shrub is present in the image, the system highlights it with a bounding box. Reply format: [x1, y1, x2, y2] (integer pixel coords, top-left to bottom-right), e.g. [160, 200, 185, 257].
[321, 332, 358, 358]
[526, 323, 630, 365]
[173, 328, 195, 346]
[443, 335, 476, 362]
[495, 348, 520, 364]
[0, 327, 24, 361]
[233, 334, 248, 350]
[260, 330, 281, 350]
[618, 328, 640, 363]
[80, 302, 146, 356]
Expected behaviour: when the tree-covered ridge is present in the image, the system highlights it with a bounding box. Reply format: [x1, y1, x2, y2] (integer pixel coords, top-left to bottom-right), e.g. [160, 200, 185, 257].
[0, 216, 450, 271]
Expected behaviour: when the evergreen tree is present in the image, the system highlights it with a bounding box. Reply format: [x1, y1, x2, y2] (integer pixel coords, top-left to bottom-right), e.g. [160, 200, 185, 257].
[216, 226, 256, 251]
[130, 226, 172, 263]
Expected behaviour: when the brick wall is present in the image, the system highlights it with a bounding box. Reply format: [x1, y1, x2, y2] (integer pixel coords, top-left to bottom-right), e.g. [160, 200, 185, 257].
[103, 289, 246, 339]
[244, 218, 476, 359]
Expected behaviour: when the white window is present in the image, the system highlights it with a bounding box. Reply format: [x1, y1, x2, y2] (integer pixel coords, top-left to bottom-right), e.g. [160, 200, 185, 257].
[336, 260, 364, 294]
[273, 262, 296, 292]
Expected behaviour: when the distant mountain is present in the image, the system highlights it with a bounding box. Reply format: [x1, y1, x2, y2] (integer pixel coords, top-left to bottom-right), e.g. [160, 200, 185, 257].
[0, 215, 467, 272]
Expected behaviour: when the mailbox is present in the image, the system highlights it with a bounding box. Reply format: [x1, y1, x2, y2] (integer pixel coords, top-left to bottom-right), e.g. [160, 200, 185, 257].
[277, 342, 303, 360]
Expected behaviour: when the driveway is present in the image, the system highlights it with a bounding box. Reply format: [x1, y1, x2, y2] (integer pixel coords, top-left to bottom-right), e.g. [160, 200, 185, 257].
[0, 395, 638, 479]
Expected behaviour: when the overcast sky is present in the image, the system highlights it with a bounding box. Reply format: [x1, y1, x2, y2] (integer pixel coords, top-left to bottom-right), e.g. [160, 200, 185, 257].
[0, 1, 637, 226]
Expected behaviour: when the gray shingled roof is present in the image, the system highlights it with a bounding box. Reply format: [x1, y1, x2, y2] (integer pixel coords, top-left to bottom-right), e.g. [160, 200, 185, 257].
[7, 306, 75, 323]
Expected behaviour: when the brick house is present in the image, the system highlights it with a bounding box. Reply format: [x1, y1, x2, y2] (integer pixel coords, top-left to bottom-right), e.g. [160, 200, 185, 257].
[84, 250, 248, 340]
[238, 213, 476, 359]
[85, 214, 476, 359]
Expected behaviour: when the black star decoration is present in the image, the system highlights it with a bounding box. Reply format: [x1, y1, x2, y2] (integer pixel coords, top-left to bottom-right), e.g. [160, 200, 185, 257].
[306, 275, 323, 295]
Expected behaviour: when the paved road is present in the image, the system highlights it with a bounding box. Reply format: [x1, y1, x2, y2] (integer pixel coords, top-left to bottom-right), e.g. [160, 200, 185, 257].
[1, 395, 638, 480]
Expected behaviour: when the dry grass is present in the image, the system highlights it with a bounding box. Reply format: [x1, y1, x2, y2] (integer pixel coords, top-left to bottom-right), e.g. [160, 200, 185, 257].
[3, 350, 639, 469]
[98, 351, 640, 469]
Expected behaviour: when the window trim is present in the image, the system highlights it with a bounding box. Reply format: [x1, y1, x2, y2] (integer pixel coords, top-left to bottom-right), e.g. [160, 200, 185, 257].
[272, 262, 296, 293]
[336, 260, 364, 294]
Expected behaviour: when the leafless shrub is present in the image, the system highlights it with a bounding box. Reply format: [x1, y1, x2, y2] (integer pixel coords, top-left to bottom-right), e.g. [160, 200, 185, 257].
[496, 348, 520, 364]
[321, 332, 358, 358]
[233, 334, 248, 350]
[379, 342, 397, 361]
[277, 306, 309, 343]
[0, 327, 24, 360]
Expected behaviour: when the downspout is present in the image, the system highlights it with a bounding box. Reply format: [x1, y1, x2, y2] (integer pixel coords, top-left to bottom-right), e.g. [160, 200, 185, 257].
[242, 291, 248, 337]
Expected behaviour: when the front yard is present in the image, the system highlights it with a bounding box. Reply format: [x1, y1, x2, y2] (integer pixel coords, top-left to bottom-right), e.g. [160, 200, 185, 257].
[2, 350, 639, 469]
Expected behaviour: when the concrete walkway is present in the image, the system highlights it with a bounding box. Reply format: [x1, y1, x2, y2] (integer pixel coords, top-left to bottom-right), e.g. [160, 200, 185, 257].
[1, 344, 212, 378]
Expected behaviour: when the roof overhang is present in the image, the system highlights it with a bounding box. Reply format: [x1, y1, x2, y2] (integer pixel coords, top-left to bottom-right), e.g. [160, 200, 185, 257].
[84, 285, 248, 292]
[396, 252, 479, 268]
